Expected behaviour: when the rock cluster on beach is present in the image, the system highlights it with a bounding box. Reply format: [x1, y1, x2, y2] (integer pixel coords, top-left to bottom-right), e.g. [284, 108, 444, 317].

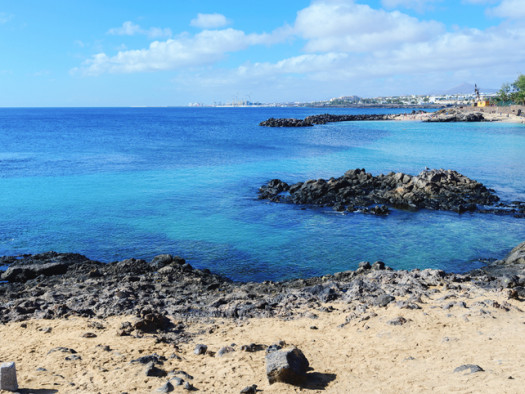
[423, 108, 485, 122]
[1, 243, 525, 325]
[259, 168, 525, 216]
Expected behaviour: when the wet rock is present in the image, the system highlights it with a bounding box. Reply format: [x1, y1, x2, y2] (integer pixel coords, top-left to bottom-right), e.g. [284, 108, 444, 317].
[266, 347, 309, 385]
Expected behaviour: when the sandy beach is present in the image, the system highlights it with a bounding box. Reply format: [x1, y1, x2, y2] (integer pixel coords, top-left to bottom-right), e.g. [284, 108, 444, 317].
[392, 107, 525, 123]
[1, 279, 524, 393]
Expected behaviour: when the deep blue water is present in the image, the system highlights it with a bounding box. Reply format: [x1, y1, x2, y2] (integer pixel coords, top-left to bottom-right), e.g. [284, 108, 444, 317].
[0, 107, 524, 281]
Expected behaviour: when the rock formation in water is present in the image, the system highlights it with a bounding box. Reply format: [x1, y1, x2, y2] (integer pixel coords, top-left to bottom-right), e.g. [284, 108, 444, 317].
[259, 168, 524, 217]
[259, 114, 396, 127]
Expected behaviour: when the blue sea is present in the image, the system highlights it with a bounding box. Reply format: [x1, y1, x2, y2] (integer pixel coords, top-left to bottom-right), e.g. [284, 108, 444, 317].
[0, 107, 524, 281]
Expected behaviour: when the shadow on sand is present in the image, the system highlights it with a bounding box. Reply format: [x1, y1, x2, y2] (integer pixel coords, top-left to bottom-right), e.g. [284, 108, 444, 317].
[300, 372, 337, 390]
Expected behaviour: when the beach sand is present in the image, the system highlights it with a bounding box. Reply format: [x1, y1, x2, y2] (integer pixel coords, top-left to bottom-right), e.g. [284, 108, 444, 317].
[1, 284, 524, 393]
[393, 109, 525, 123]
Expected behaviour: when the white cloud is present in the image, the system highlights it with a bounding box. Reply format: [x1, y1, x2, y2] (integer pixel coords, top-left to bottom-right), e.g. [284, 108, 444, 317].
[190, 13, 230, 29]
[294, 1, 444, 52]
[489, 0, 525, 19]
[75, 0, 525, 100]
[108, 21, 172, 39]
[0, 12, 13, 24]
[77, 28, 281, 75]
[461, 0, 498, 4]
[381, 0, 442, 12]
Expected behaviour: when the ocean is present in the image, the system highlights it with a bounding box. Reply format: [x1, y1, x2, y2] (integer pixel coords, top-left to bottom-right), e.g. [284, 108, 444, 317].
[0, 107, 524, 281]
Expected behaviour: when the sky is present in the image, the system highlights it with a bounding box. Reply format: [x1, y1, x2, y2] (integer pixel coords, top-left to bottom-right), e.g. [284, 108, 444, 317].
[0, 0, 524, 106]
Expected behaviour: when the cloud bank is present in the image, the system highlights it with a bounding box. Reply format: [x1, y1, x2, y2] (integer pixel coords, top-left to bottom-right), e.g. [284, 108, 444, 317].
[74, 1, 525, 98]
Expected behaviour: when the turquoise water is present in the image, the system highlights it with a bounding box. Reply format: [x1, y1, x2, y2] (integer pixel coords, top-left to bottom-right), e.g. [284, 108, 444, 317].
[0, 108, 524, 281]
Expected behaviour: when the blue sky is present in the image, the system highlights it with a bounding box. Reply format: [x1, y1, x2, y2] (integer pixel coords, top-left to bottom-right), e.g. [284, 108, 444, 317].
[0, 0, 524, 106]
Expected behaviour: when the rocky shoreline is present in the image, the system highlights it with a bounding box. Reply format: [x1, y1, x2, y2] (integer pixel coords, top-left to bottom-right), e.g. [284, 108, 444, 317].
[1, 244, 524, 392]
[258, 168, 524, 217]
[1, 241, 524, 325]
[259, 107, 525, 126]
[258, 110, 487, 127]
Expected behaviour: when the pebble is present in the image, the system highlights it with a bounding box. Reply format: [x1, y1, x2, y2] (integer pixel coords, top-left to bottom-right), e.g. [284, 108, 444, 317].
[194, 344, 207, 355]
[156, 381, 174, 393]
[453, 364, 484, 374]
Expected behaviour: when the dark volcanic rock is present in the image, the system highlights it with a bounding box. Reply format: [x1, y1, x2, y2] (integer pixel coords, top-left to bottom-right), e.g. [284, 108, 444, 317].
[258, 168, 514, 216]
[259, 113, 396, 127]
[424, 108, 485, 122]
[0, 241, 524, 324]
[266, 347, 309, 385]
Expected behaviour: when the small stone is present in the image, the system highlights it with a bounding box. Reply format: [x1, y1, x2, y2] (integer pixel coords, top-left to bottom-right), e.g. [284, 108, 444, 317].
[0, 362, 18, 391]
[156, 381, 174, 393]
[387, 316, 408, 326]
[171, 370, 193, 380]
[131, 354, 165, 365]
[240, 384, 257, 393]
[194, 344, 207, 355]
[453, 364, 484, 374]
[48, 347, 77, 355]
[216, 346, 235, 357]
[36, 367, 47, 372]
[266, 344, 282, 354]
[82, 332, 97, 338]
[65, 354, 82, 361]
[241, 343, 264, 352]
[144, 362, 167, 377]
[375, 294, 395, 307]
[183, 381, 195, 390]
[170, 377, 184, 386]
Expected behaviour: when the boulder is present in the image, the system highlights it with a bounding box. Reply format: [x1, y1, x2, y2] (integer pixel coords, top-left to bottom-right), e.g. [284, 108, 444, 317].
[503, 241, 525, 265]
[266, 347, 309, 385]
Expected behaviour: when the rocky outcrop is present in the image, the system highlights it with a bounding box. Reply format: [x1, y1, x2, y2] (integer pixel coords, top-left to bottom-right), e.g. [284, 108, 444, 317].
[423, 108, 485, 122]
[1, 242, 525, 324]
[259, 168, 524, 217]
[259, 113, 396, 127]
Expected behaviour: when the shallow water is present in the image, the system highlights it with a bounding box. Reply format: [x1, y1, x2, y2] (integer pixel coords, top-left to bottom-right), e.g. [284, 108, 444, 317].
[0, 107, 524, 281]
